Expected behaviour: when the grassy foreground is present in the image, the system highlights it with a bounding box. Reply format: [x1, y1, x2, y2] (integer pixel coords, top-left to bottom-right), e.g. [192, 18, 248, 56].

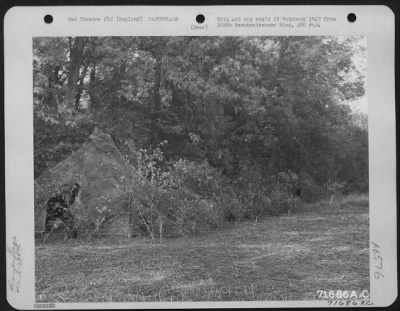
[36, 196, 369, 302]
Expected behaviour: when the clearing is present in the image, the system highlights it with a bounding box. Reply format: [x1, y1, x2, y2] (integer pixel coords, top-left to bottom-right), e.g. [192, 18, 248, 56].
[36, 199, 369, 302]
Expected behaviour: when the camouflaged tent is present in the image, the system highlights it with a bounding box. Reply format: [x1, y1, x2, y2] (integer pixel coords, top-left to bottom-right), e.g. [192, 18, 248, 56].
[34, 127, 174, 238]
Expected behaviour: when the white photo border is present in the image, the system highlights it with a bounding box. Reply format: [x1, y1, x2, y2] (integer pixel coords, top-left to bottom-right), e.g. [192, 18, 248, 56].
[4, 5, 396, 309]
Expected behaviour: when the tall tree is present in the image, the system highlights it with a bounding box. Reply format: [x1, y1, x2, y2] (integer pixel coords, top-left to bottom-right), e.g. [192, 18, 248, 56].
[63, 37, 87, 112]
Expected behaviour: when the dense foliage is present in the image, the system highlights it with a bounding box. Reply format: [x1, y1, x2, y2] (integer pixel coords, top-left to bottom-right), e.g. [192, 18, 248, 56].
[34, 36, 368, 222]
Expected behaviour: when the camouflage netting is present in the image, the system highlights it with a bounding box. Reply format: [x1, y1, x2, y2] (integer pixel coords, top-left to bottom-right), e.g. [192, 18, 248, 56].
[34, 127, 175, 238]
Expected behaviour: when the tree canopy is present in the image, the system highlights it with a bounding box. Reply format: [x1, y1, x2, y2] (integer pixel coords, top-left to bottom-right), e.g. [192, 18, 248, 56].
[33, 36, 368, 200]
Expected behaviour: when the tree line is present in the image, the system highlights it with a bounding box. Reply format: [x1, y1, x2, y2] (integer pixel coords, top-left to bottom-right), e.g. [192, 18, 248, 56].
[33, 36, 368, 217]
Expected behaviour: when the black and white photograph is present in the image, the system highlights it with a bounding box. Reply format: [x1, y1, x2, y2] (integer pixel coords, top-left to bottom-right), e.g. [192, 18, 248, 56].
[32, 35, 370, 303]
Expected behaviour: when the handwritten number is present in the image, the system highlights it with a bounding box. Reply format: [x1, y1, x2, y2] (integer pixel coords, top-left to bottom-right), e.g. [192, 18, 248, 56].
[371, 241, 380, 249]
[371, 241, 384, 279]
[374, 257, 383, 269]
[374, 271, 384, 279]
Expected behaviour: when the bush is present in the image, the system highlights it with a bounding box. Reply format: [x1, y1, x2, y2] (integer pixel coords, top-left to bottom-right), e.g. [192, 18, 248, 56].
[232, 163, 269, 218]
[132, 145, 225, 238]
[171, 159, 221, 196]
[217, 188, 243, 221]
[176, 198, 223, 234]
[295, 171, 326, 203]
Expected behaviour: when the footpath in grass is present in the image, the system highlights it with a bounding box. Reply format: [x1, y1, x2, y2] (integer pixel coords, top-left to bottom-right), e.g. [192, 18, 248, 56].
[36, 199, 369, 302]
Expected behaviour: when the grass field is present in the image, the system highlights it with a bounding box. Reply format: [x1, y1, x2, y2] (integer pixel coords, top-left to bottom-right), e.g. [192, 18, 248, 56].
[36, 196, 369, 302]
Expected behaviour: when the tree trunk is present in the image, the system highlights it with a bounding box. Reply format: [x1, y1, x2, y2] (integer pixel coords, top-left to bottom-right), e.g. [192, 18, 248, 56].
[88, 63, 96, 110]
[64, 37, 86, 112]
[128, 193, 134, 238]
[74, 64, 89, 110]
[151, 54, 162, 145]
[329, 194, 335, 207]
[47, 65, 60, 110]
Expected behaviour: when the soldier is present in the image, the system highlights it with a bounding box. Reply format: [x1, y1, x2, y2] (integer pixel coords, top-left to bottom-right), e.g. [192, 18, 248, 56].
[44, 183, 80, 240]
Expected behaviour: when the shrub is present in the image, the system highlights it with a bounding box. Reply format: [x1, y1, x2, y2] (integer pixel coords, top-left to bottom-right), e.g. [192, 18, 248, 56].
[232, 162, 269, 218]
[216, 187, 243, 221]
[176, 198, 223, 234]
[295, 171, 325, 203]
[131, 145, 226, 238]
[171, 159, 221, 196]
[326, 180, 346, 206]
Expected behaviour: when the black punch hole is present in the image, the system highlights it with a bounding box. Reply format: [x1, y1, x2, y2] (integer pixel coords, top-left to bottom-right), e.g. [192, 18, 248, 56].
[44, 14, 53, 24]
[196, 14, 205, 24]
[347, 13, 356, 23]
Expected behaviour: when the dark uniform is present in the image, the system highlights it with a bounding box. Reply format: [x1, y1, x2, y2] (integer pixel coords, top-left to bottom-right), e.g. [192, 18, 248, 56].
[44, 183, 80, 238]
